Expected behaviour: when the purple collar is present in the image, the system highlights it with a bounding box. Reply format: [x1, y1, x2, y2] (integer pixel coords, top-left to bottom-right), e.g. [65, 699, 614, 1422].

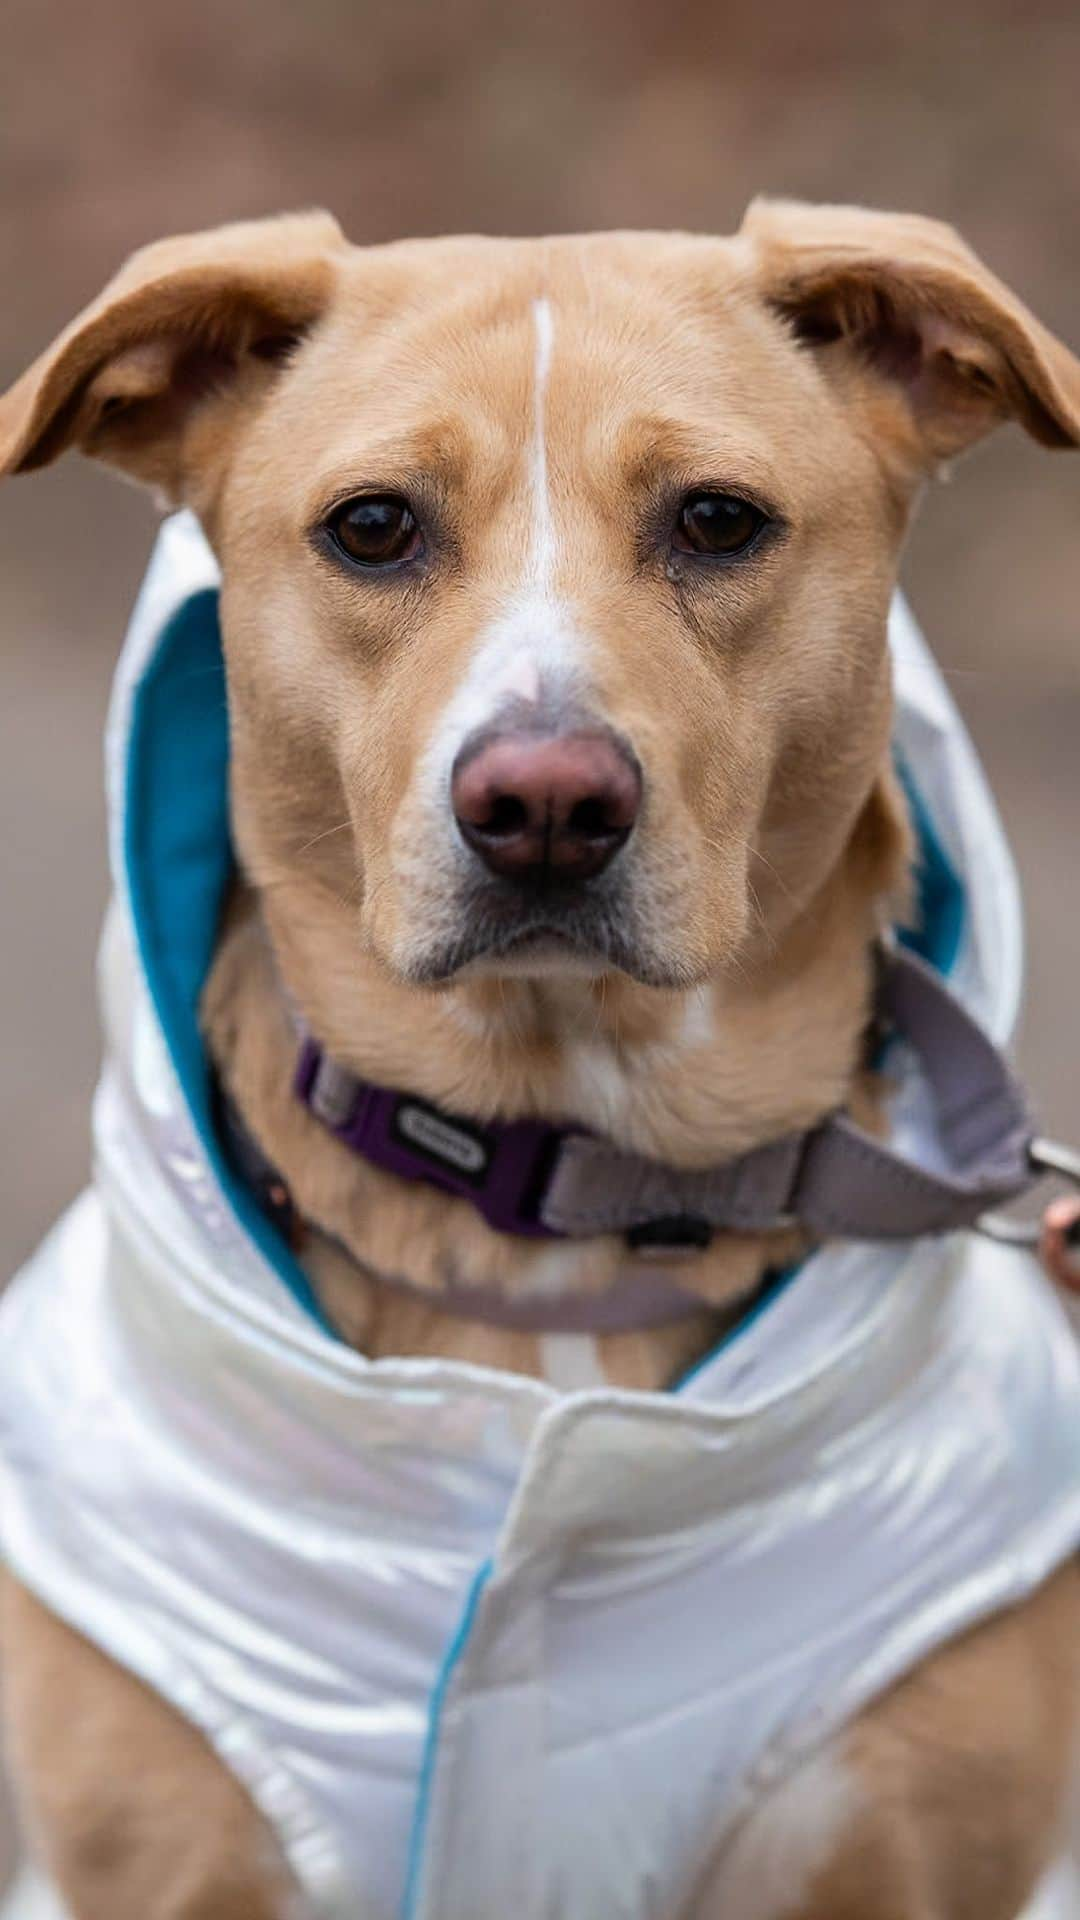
[295, 1040, 571, 1240]
[293, 948, 1043, 1295]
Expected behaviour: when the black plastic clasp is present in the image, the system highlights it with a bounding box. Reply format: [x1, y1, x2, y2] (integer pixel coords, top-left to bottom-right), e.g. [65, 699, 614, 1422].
[626, 1215, 714, 1255]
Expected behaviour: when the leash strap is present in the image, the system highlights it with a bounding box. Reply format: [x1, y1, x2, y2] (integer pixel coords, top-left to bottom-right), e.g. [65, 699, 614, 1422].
[295, 947, 1037, 1246]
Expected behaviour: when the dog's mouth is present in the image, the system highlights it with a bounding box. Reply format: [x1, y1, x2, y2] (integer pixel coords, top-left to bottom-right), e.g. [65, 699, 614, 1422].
[403, 876, 686, 987]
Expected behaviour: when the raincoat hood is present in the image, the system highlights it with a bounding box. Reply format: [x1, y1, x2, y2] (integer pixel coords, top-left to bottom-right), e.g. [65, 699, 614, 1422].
[109, 510, 1026, 1329]
[1, 515, 1077, 1920]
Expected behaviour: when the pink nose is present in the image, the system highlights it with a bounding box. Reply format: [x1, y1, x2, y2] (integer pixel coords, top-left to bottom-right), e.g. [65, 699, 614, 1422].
[451, 729, 641, 882]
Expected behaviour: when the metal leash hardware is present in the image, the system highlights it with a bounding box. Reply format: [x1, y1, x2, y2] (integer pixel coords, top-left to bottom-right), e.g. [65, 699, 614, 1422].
[977, 1137, 1080, 1247]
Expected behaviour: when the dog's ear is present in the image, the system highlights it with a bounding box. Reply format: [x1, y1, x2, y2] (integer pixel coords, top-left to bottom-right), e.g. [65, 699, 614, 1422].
[741, 198, 1080, 466]
[0, 210, 345, 505]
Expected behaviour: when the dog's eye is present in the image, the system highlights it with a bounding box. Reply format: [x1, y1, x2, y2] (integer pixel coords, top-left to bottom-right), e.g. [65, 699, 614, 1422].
[673, 492, 767, 557]
[326, 495, 421, 567]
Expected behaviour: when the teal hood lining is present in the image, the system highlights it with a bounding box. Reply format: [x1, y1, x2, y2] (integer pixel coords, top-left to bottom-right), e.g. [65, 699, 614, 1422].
[122, 589, 966, 1341]
[123, 588, 335, 1335]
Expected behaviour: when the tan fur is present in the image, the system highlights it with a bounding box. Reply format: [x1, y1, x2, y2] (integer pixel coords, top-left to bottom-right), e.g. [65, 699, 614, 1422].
[0, 1579, 299, 1920]
[2, 201, 1080, 1919]
[693, 1562, 1080, 1920]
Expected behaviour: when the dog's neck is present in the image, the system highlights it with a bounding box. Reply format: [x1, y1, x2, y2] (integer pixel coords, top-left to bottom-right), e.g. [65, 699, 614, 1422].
[201, 787, 901, 1390]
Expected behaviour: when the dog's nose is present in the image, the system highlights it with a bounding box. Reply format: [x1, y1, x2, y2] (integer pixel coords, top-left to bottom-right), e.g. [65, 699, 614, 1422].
[451, 730, 641, 882]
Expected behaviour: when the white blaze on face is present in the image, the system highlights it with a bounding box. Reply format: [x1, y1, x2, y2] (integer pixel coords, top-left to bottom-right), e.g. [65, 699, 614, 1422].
[422, 296, 588, 800]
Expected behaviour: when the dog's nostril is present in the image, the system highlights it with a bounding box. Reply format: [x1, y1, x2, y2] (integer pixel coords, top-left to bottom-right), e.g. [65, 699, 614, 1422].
[568, 796, 612, 839]
[486, 793, 530, 837]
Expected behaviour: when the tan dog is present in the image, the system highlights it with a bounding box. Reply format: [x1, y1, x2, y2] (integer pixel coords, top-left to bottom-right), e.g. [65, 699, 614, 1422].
[2, 202, 1080, 1920]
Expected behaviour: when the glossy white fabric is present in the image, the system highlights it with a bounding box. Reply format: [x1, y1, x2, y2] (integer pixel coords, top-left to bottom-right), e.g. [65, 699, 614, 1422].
[1, 517, 1078, 1920]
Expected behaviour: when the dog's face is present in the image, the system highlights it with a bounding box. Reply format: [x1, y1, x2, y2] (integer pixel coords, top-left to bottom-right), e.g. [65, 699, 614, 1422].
[3, 204, 1078, 1006]
[217, 231, 905, 992]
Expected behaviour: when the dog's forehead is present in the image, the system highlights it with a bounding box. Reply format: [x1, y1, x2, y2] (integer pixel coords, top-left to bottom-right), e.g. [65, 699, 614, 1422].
[332, 226, 751, 314]
[270, 230, 827, 497]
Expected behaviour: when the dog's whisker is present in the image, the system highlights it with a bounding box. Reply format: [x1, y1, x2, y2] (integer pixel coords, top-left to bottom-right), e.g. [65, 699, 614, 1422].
[295, 819, 353, 858]
[744, 876, 776, 954]
[589, 970, 608, 1048]
[736, 837, 796, 907]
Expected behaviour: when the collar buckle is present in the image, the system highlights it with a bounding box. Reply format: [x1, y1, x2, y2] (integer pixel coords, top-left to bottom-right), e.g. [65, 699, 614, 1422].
[977, 1136, 1080, 1248]
[296, 1038, 563, 1238]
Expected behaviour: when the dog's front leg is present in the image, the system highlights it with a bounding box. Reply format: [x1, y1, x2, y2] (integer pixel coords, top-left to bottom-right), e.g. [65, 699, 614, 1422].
[1, 1576, 301, 1920]
[687, 1565, 1080, 1920]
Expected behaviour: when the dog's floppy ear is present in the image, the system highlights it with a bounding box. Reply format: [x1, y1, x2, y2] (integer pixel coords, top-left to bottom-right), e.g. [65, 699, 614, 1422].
[741, 198, 1080, 465]
[0, 210, 345, 504]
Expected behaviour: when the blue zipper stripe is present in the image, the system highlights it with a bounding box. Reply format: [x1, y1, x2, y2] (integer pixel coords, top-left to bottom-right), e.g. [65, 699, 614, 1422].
[402, 1558, 494, 1918]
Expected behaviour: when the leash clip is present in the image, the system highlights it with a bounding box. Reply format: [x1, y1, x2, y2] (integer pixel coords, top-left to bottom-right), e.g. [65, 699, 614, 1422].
[977, 1137, 1080, 1248]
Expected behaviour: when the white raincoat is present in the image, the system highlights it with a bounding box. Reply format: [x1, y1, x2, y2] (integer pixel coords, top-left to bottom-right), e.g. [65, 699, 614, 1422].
[1, 514, 1078, 1920]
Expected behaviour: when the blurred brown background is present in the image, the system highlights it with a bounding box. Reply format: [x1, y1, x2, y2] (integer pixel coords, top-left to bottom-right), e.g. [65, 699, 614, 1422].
[1, 0, 1078, 1891]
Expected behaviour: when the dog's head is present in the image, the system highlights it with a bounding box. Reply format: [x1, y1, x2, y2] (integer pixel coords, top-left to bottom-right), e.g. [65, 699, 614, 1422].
[4, 205, 1079, 1008]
